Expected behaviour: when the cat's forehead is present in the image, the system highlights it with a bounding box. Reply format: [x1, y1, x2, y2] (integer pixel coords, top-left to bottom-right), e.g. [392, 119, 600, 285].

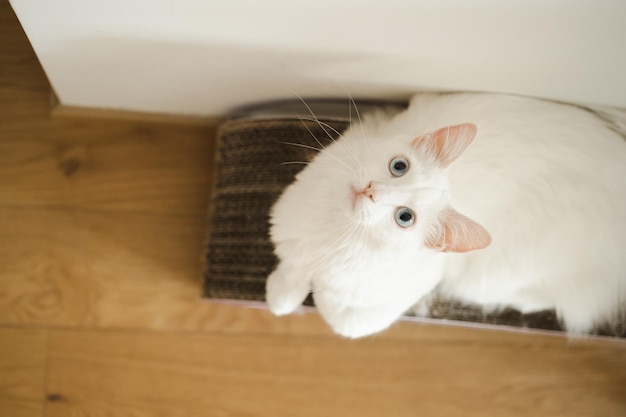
[339, 133, 415, 160]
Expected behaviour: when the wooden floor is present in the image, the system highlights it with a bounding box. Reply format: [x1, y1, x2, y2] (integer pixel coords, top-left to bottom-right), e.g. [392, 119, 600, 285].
[1, 2, 625, 416]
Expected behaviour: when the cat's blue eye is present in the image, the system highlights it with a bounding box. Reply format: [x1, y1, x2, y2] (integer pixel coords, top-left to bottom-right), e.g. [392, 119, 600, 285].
[389, 156, 409, 177]
[395, 207, 415, 228]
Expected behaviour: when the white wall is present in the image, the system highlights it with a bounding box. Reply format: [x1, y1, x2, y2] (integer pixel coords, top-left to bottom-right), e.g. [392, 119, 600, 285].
[10, 0, 626, 116]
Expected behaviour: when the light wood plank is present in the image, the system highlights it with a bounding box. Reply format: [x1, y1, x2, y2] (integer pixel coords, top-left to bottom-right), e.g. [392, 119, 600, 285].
[0, 123, 224, 329]
[46, 328, 626, 417]
[0, 327, 46, 417]
[0, 118, 217, 214]
[0, 327, 47, 400]
[0, 400, 42, 417]
[0, 207, 202, 325]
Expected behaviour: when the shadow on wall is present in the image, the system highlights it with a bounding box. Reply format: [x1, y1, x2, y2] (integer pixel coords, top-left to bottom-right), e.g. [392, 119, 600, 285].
[46, 36, 418, 115]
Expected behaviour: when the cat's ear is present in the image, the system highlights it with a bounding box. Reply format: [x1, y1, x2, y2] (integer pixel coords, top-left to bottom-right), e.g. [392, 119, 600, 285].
[413, 123, 477, 168]
[425, 207, 491, 253]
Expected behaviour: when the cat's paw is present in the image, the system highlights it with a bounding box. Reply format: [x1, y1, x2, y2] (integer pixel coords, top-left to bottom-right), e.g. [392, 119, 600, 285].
[265, 269, 310, 316]
[316, 302, 402, 339]
[327, 308, 401, 339]
[331, 317, 389, 339]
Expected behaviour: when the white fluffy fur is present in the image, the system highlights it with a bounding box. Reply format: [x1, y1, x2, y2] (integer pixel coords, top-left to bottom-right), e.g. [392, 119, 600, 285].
[266, 93, 626, 338]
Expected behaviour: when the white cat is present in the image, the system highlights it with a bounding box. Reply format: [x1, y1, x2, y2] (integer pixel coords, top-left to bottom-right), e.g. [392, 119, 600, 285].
[265, 93, 626, 338]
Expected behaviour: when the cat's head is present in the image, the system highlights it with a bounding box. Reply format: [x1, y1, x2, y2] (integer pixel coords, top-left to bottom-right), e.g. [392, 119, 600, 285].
[282, 122, 491, 252]
[268, 120, 491, 337]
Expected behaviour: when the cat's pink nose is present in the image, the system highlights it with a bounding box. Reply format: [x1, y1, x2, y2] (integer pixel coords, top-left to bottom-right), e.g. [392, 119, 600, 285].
[364, 182, 376, 202]
[353, 182, 385, 204]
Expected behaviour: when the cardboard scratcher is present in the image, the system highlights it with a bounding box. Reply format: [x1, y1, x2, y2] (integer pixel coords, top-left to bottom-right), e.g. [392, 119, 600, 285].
[202, 99, 624, 338]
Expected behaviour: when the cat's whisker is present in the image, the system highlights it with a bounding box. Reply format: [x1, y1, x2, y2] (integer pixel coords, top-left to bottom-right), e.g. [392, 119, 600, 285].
[351, 100, 364, 136]
[297, 118, 325, 145]
[293, 94, 338, 144]
[293, 93, 362, 173]
[285, 123, 355, 174]
[297, 117, 345, 142]
[348, 96, 352, 126]
[278, 156, 353, 179]
[343, 89, 365, 140]
[342, 136, 363, 173]
[341, 92, 372, 171]
[279, 161, 309, 166]
[280, 141, 322, 153]
[297, 117, 328, 150]
[329, 94, 363, 169]
[296, 127, 362, 180]
[280, 140, 353, 175]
